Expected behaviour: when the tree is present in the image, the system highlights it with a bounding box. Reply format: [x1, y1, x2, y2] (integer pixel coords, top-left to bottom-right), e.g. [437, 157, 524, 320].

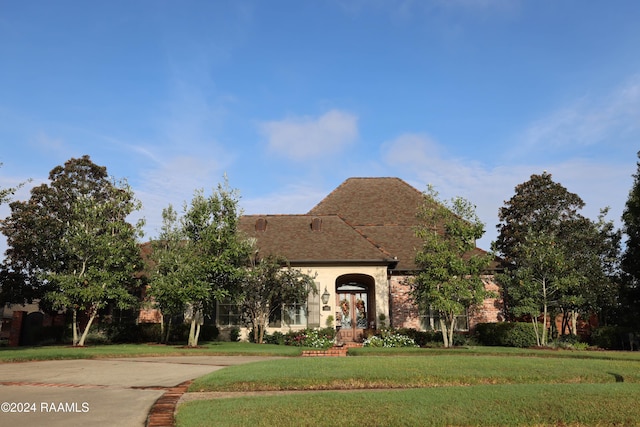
[499, 230, 575, 346]
[0, 163, 32, 306]
[410, 187, 493, 348]
[144, 206, 191, 343]
[147, 182, 250, 347]
[240, 253, 317, 344]
[493, 172, 585, 262]
[0, 162, 29, 206]
[0, 156, 144, 346]
[621, 151, 640, 327]
[494, 172, 620, 340]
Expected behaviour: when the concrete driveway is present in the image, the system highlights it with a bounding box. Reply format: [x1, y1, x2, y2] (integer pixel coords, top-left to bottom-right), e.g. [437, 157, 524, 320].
[0, 356, 278, 427]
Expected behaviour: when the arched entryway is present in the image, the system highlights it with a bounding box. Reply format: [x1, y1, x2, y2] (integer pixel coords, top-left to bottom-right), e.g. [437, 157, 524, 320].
[335, 274, 375, 343]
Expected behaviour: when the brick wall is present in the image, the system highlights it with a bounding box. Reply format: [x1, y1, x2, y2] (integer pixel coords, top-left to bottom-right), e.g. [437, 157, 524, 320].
[389, 275, 421, 329]
[138, 308, 163, 323]
[390, 274, 503, 331]
[8, 311, 25, 347]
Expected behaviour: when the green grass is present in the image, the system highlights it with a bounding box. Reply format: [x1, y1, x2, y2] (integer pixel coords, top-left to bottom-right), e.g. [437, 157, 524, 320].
[177, 383, 640, 427]
[349, 345, 640, 361]
[188, 354, 640, 392]
[181, 350, 640, 426]
[3, 342, 639, 425]
[0, 342, 302, 362]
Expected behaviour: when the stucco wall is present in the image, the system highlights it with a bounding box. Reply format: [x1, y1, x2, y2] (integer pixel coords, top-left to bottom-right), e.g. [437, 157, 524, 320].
[309, 265, 390, 330]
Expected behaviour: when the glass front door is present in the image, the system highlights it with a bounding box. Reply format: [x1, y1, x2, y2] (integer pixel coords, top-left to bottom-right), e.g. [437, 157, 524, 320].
[337, 283, 368, 342]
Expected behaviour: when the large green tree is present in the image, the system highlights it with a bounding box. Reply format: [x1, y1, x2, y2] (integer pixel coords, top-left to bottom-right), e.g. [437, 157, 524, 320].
[0, 156, 144, 346]
[621, 151, 640, 327]
[147, 182, 250, 347]
[498, 229, 576, 346]
[143, 206, 191, 343]
[240, 253, 317, 344]
[494, 172, 620, 339]
[410, 187, 493, 348]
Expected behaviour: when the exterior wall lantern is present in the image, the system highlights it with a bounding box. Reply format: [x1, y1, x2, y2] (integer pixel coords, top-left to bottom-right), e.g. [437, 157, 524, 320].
[321, 287, 330, 305]
[321, 287, 331, 311]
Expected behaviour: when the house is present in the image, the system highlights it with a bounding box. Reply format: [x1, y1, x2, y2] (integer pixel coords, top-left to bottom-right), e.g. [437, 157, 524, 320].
[224, 177, 503, 342]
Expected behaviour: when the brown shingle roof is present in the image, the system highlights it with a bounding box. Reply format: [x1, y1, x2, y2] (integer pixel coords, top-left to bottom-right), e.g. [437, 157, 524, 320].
[307, 177, 426, 269]
[308, 177, 424, 226]
[238, 214, 394, 266]
[240, 177, 502, 271]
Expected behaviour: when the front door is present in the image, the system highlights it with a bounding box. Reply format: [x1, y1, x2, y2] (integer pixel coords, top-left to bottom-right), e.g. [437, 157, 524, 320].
[337, 287, 368, 342]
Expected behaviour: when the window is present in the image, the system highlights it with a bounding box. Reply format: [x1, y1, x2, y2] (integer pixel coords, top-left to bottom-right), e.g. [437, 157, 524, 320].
[420, 307, 468, 331]
[284, 303, 307, 326]
[217, 300, 242, 327]
[268, 306, 282, 328]
[267, 303, 308, 327]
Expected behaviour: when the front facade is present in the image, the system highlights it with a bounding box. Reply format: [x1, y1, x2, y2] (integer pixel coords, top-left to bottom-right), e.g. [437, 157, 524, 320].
[223, 177, 502, 342]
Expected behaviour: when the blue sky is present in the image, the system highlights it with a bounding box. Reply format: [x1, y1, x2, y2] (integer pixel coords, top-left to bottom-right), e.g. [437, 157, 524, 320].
[1, 0, 638, 251]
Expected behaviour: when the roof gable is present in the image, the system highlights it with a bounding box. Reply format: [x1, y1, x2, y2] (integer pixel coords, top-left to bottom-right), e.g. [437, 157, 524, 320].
[308, 177, 424, 226]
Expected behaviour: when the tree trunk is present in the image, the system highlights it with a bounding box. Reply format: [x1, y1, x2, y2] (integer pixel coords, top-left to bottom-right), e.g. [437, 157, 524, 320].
[531, 316, 541, 347]
[72, 309, 79, 346]
[194, 322, 201, 345]
[187, 317, 197, 347]
[163, 318, 172, 344]
[542, 278, 548, 346]
[561, 310, 570, 336]
[77, 307, 98, 347]
[448, 314, 456, 347]
[439, 318, 450, 348]
[571, 310, 579, 336]
[258, 312, 268, 344]
[187, 308, 203, 347]
[252, 315, 260, 343]
[188, 318, 198, 347]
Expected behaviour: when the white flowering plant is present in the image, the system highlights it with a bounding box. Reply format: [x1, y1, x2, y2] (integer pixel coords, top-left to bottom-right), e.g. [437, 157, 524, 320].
[363, 330, 418, 348]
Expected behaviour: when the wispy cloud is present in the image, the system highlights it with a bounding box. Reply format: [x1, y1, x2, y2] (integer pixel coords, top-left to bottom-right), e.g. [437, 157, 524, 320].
[240, 182, 326, 216]
[259, 110, 358, 161]
[515, 75, 640, 157]
[380, 132, 634, 250]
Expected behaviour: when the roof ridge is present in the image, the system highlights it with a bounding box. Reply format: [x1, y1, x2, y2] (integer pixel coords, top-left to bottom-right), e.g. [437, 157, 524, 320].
[241, 213, 341, 218]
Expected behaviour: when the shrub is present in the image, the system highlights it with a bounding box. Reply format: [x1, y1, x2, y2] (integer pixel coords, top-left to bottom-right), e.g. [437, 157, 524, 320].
[546, 334, 594, 351]
[396, 328, 441, 347]
[474, 322, 537, 348]
[301, 328, 335, 349]
[198, 324, 220, 342]
[103, 322, 163, 343]
[264, 331, 286, 345]
[363, 329, 418, 348]
[229, 327, 241, 342]
[250, 328, 336, 348]
[590, 325, 632, 350]
[502, 323, 537, 348]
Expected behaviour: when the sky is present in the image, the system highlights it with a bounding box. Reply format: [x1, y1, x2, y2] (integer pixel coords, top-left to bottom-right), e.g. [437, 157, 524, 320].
[1, 0, 639, 252]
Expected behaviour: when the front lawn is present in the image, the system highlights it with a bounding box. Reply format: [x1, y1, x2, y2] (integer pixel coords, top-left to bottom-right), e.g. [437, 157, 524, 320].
[188, 353, 640, 392]
[178, 383, 640, 427]
[0, 342, 302, 362]
[180, 349, 640, 426]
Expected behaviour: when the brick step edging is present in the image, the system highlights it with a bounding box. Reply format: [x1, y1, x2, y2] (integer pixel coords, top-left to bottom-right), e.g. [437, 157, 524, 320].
[146, 380, 192, 427]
